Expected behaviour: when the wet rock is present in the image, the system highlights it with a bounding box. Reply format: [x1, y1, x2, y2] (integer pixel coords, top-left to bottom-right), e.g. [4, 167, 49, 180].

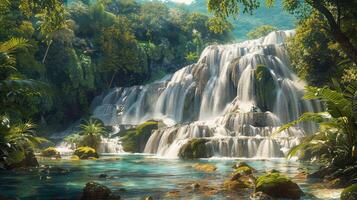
[39, 166, 69, 175]
[41, 147, 61, 159]
[233, 162, 255, 175]
[120, 120, 159, 152]
[250, 192, 273, 200]
[99, 174, 108, 179]
[224, 174, 254, 190]
[341, 184, 357, 200]
[74, 147, 99, 159]
[255, 172, 303, 199]
[179, 139, 209, 159]
[144, 196, 153, 200]
[81, 182, 119, 200]
[193, 163, 217, 172]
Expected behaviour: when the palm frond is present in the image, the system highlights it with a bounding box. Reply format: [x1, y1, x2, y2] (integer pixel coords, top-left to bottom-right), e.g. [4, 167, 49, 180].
[273, 112, 331, 136]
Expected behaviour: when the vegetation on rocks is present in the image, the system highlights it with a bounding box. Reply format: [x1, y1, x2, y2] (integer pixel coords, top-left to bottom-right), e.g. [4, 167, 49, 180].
[120, 120, 159, 152]
[179, 138, 209, 159]
[255, 172, 303, 199]
[73, 146, 99, 159]
[341, 184, 357, 200]
[41, 147, 61, 158]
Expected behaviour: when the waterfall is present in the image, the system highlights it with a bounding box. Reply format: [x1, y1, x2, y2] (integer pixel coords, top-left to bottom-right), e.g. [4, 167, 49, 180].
[92, 30, 319, 158]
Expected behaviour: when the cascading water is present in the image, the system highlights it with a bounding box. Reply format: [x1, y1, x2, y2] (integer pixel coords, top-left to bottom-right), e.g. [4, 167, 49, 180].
[92, 30, 320, 158]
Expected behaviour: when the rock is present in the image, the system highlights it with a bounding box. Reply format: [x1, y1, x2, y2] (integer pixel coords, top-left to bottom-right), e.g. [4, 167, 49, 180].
[193, 163, 217, 172]
[39, 166, 69, 175]
[81, 182, 114, 200]
[41, 147, 61, 158]
[224, 174, 254, 190]
[144, 196, 153, 200]
[99, 174, 108, 179]
[250, 192, 273, 200]
[73, 147, 99, 159]
[120, 120, 159, 152]
[254, 65, 277, 112]
[7, 150, 39, 169]
[179, 139, 209, 159]
[341, 184, 357, 200]
[233, 162, 255, 175]
[70, 155, 80, 160]
[192, 182, 200, 191]
[255, 172, 303, 199]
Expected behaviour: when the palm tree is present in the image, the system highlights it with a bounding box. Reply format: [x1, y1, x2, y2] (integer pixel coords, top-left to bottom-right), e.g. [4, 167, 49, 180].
[0, 38, 48, 116]
[0, 119, 49, 168]
[276, 81, 357, 166]
[0, 38, 50, 169]
[77, 119, 106, 150]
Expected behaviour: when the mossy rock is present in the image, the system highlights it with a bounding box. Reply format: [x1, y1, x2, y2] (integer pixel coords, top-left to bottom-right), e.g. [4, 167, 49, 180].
[41, 147, 61, 158]
[81, 182, 114, 200]
[179, 138, 209, 159]
[74, 147, 99, 159]
[254, 65, 277, 112]
[120, 120, 158, 152]
[341, 184, 357, 200]
[256, 172, 303, 199]
[233, 162, 255, 175]
[224, 174, 254, 190]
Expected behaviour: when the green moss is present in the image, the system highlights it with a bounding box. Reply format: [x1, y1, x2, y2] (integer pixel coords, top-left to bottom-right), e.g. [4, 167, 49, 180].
[41, 147, 61, 158]
[256, 172, 303, 199]
[121, 120, 159, 152]
[341, 184, 357, 200]
[254, 65, 277, 111]
[73, 146, 99, 159]
[178, 138, 209, 159]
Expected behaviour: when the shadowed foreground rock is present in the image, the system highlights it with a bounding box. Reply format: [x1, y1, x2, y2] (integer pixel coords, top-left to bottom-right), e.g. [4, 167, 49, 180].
[255, 173, 303, 199]
[81, 182, 120, 200]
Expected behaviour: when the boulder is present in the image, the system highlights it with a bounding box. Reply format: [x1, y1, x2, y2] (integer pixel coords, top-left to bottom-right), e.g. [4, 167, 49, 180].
[341, 184, 357, 200]
[179, 138, 209, 159]
[41, 147, 61, 158]
[224, 172, 255, 191]
[81, 182, 118, 200]
[233, 162, 255, 175]
[74, 147, 99, 159]
[120, 120, 159, 152]
[254, 65, 277, 112]
[7, 150, 39, 169]
[255, 172, 303, 199]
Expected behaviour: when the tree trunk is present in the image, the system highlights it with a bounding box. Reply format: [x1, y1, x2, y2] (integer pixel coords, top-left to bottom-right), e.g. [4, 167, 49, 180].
[108, 71, 117, 89]
[42, 40, 53, 64]
[310, 0, 357, 64]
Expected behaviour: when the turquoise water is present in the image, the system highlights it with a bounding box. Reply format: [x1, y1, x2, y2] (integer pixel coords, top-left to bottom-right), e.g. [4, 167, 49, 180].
[0, 155, 341, 199]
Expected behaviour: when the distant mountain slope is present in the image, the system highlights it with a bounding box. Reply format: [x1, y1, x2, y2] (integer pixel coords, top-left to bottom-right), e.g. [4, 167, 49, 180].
[161, 0, 296, 40]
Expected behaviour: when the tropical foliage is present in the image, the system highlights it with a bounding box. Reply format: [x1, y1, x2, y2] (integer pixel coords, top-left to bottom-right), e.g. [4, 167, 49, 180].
[65, 119, 107, 150]
[0, 119, 49, 168]
[276, 82, 357, 167]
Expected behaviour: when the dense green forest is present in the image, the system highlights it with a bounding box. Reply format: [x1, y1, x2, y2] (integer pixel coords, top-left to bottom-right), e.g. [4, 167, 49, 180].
[0, 0, 356, 199]
[0, 0, 233, 129]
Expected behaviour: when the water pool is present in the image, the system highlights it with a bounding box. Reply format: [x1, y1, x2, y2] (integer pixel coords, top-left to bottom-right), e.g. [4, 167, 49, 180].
[0, 155, 342, 199]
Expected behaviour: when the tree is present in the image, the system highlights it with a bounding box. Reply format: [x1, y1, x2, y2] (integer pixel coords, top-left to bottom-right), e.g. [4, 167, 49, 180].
[76, 119, 106, 150]
[207, 0, 357, 64]
[0, 119, 49, 168]
[247, 25, 278, 39]
[0, 38, 47, 118]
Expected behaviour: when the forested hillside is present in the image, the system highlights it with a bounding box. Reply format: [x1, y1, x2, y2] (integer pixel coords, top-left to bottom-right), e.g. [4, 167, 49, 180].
[0, 0, 232, 130]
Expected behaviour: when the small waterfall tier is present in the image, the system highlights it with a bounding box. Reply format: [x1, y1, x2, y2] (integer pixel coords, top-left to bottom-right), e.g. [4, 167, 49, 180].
[92, 30, 320, 158]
